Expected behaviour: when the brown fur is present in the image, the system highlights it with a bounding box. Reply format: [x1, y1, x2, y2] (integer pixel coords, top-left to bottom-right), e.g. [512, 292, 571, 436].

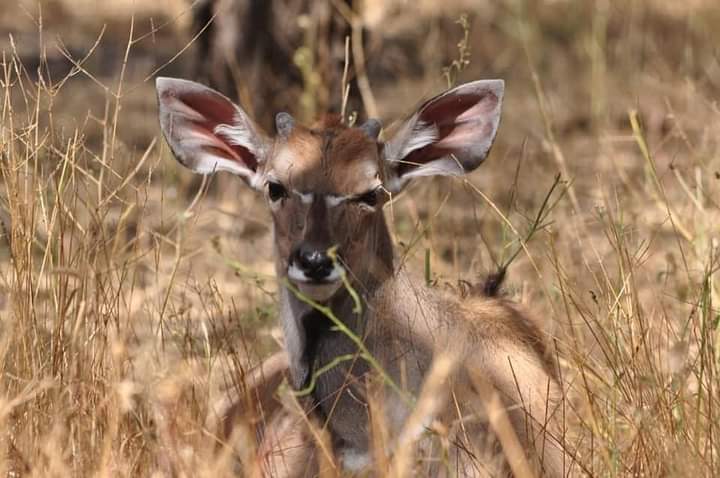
[273, 123, 382, 196]
[210, 119, 568, 476]
[157, 76, 568, 476]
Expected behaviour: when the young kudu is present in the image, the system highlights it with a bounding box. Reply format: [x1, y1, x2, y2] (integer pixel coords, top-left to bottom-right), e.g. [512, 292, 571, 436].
[157, 77, 568, 476]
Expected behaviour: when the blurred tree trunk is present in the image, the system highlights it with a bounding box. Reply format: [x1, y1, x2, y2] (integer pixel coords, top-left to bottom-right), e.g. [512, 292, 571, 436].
[191, 0, 362, 130]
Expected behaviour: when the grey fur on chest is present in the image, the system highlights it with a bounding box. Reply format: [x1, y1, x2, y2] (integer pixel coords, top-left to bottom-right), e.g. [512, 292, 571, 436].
[281, 288, 428, 455]
[310, 325, 373, 452]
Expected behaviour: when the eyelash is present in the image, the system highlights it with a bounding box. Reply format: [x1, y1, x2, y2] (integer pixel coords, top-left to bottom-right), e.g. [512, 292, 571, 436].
[267, 181, 288, 202]
[354, 189, 379, 207]
[266, 182, 381, 208]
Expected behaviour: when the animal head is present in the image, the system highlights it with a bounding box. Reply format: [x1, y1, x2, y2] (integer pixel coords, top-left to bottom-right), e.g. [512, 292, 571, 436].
[156, 77, 504, 301]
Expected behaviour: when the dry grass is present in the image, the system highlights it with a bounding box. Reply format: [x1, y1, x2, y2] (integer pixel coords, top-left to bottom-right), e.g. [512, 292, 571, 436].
[1, 0, 719, 476]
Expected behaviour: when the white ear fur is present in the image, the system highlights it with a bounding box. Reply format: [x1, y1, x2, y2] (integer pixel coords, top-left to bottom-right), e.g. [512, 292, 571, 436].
[156, 77, 269, 188]
[386, 120, 439, 162]
[384, 79, 504, 192]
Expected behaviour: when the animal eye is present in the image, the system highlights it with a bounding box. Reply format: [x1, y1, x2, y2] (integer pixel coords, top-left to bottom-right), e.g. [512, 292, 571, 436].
[355, 189, 379, 207]
[267, 181, 288, 202]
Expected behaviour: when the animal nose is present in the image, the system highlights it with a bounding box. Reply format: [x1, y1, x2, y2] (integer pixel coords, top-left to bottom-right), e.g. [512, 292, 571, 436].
[293, 246, 334, 282]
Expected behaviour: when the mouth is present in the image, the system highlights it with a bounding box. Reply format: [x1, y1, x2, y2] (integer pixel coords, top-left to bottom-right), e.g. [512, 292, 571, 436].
[287, 263, 344, 302]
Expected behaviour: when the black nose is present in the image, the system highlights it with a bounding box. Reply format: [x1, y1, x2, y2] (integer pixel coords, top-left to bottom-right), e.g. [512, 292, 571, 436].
[293, 245, 334, 282]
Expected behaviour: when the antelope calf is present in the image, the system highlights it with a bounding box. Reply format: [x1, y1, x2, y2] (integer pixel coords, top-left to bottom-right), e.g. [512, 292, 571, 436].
[157, 77, 568, 476]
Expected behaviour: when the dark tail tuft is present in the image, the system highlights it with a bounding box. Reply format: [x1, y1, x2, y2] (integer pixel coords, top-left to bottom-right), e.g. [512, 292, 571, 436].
[481, 266, 507, 297]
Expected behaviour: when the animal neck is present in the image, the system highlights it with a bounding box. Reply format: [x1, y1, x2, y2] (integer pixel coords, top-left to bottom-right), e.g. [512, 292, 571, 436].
[278, 211, 395, 388]
[346, 211, 395, 302]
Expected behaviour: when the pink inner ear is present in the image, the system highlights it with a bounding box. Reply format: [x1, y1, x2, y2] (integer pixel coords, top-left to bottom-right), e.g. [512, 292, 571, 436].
[396, 93, 495, 174]
[188, 123, 245, 164]
[427, 92, 499, 132]
[421, 93, 487, 136]
[181, 91, 237, 126]
[177, 90, 257, 171]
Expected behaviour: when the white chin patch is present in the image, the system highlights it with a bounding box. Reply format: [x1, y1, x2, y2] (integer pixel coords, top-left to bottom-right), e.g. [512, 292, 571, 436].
[296, 281, 342, 302]
[287, 262, 345, 302]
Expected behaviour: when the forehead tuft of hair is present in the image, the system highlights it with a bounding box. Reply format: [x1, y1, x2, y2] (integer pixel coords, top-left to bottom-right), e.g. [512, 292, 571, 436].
[298, 114, 379, 166]
[310, 114, 345, 131]
[328, 127, 379, 165]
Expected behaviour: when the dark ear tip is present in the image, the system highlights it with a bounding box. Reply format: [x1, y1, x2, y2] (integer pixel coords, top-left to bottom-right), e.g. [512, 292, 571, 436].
[155, 77, 174, 98]
[360, 118, 382, 139]
[487, 79, 505, 99]
[452, 79, 505, 100]
[275, 112, 295, 137]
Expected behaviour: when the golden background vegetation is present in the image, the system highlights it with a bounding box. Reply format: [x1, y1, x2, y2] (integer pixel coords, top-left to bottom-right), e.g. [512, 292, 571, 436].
[0, 0, 719, 475]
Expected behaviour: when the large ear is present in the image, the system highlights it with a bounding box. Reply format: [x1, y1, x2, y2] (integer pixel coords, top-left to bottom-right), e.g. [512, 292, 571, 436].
[156, 77, 270, 188]
[383, 80, 504, 192]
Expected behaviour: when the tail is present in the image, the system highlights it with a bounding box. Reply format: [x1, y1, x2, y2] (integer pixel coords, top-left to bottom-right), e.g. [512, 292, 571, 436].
[480, 265, 507, 297]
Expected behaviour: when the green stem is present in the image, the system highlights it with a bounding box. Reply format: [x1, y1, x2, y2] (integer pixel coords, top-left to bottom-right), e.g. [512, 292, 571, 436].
[284, 279, 414, 406]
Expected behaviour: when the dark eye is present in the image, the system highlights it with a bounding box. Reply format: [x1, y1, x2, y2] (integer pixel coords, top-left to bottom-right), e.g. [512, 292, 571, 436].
[355, 188, 379, 207]
[267, 181, 288, 202]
